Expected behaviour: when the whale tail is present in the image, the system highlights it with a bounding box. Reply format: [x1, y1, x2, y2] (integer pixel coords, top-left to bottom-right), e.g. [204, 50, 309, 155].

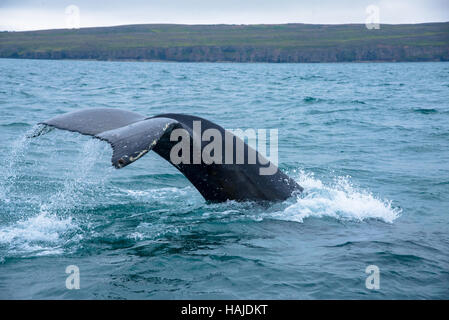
[34, 108, 302, 202]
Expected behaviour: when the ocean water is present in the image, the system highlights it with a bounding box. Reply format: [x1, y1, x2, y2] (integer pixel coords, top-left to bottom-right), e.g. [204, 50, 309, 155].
[0, 59, 448, 299]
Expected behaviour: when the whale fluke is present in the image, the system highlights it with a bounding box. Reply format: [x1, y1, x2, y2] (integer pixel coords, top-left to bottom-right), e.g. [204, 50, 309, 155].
[36, 108, 302, 202]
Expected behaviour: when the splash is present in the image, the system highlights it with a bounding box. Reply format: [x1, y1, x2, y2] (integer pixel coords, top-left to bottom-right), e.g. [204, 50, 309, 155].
[40, 138, 111, 214]
[0, 136, 111, 258]
[269, 170, 401, 223]
[0, 128, 33, 203]
[0, 212, 77, 256]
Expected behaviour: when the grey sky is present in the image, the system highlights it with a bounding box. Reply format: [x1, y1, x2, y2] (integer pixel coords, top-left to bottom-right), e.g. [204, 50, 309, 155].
[1, 0, 448, 31]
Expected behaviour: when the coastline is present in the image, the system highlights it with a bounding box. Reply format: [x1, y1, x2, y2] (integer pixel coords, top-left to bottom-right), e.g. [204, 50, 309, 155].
[1, 57, 448, 63]
[1, 22, 448, 63]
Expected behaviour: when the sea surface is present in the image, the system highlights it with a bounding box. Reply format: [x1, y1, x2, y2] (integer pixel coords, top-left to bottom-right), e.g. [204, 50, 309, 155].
[0, 59, 448, 299]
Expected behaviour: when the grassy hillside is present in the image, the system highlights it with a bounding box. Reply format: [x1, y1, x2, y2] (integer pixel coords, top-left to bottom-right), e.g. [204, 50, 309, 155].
[1, 23, 448, 62]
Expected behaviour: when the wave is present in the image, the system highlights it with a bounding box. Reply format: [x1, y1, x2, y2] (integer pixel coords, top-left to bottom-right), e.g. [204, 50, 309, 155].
[299, 75, 324, 81]
[303, 96, 324, 103]
[1, 122, 31, 128]
[302, 97, 367, 106]
[413, 108, 438, 114]
[351, 100, 366, 105]
[306, 107, 362, 115]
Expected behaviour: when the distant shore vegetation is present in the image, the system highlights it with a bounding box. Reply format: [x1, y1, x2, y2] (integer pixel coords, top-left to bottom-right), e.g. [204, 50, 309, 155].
[1, 23, 448, 62]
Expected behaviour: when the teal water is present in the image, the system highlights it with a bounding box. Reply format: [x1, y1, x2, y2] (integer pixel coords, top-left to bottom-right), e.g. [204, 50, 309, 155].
[0, 59, 448, 299]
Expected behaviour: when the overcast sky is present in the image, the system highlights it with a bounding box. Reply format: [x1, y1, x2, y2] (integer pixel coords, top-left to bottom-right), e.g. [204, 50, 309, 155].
[1, 0, 448, 31]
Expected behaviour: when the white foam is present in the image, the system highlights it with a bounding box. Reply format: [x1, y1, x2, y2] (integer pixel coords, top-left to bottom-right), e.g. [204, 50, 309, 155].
[123, 186, 193, 201]
[0, 213, 73, 243]
[127, 222, 180, 240]
[0, 212, 77, 256]
[269, 170, 401, 223]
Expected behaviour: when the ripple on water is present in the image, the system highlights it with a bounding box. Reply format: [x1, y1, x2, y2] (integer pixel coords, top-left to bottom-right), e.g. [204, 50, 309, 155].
[0, 60, 448, 299]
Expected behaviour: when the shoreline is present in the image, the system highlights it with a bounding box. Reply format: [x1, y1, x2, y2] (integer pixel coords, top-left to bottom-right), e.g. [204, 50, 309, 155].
[1, 22, 448, 64]
[1, 57, 448, 64]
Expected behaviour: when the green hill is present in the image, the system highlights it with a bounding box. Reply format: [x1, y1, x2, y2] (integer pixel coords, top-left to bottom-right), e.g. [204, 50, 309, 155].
[1, 22, 448, 62]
